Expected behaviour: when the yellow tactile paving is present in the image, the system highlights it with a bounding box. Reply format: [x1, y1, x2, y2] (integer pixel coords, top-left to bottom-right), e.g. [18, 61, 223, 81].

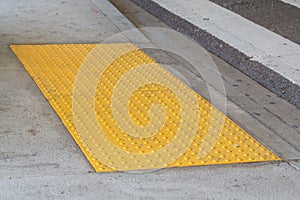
[11, 43, 280, 172]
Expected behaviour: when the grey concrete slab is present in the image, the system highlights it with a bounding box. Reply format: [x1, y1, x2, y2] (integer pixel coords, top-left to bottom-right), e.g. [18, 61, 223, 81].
[0, 68, 93, 177]
[0, 162, 299, 200]
[0, 47, 21, 69]
[0, 0, 120, 45]
[289, 160, 300, 170]
[90, 0, 151, 44]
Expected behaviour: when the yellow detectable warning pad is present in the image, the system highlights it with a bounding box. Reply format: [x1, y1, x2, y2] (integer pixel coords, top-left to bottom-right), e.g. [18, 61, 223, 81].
[11, 44, 280, 172]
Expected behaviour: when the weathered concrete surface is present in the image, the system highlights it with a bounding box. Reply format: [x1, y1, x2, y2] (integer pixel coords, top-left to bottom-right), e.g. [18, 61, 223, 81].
[0, 0, 299, 199]
[0, 162, 299, 200]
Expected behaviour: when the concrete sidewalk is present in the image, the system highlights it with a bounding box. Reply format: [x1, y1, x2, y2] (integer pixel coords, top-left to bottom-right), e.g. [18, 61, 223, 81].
[0, 0, 299, 199]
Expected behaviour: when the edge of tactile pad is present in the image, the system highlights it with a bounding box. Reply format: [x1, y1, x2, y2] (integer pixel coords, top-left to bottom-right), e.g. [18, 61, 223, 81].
[10, 44, 110, 172]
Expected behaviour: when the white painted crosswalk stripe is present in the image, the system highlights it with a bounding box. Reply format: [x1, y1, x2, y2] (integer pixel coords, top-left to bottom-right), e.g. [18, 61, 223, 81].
[281, 0, 300, 8]
[150, 0, 300, 86]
